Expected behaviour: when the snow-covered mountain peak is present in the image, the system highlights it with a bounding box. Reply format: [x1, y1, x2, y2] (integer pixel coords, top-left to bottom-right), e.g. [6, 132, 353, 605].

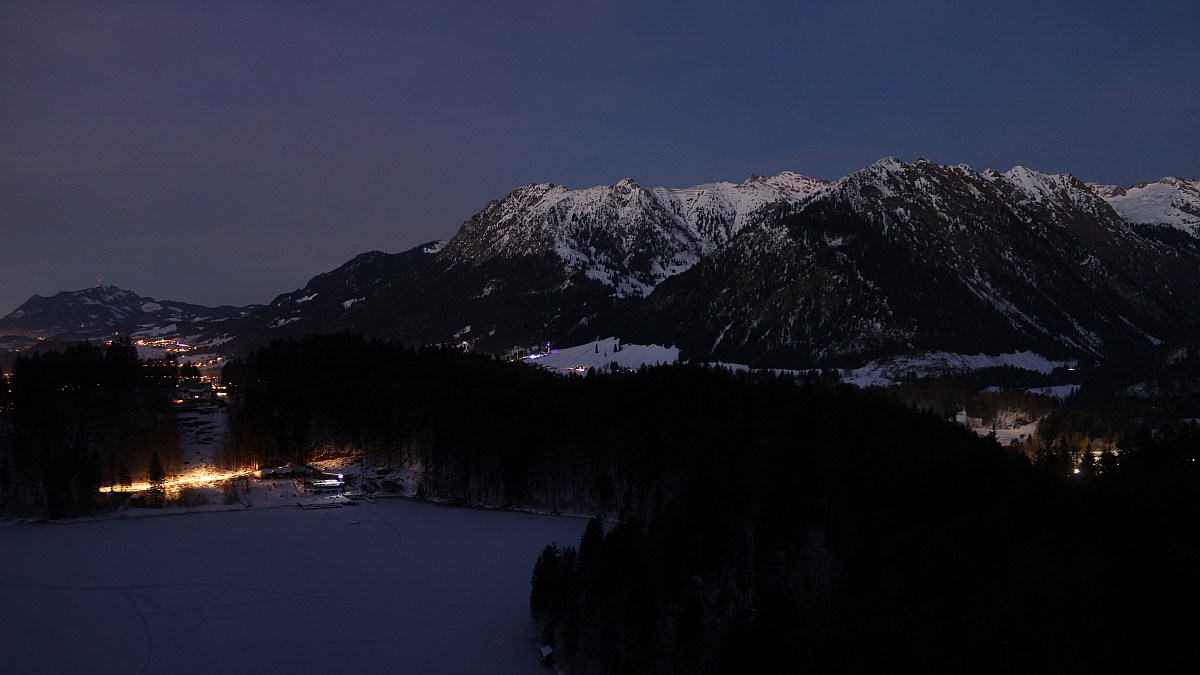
[1160, 176, 1200, 191]
[831, 157, 987, 200]
[995, 165, 1086, 195]
[740, 170, 830, 197]
[870, 156, 906, 172]
[76, 283, 140, 305]
[441, 177, 697, 297]
[1093, 176, 1200, 237]
[444, 171, 829, 297]
[976, 165, 1116, 224]
[816, 158, 1129, 264]
[973, 164, 1089, 198]
[651, 171, 828, 250]
[433, 158, 1193, 322]
[1086, 182, 1126, 199]
[830, 156, 956, 203]
[630, 158, 1200, 368]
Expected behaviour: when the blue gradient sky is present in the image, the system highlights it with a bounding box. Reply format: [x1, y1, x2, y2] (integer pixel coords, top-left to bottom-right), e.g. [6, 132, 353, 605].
[3, 0, 1198, 312]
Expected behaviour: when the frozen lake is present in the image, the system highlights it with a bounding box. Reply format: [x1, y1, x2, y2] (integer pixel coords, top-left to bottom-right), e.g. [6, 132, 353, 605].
[0, 499, 588, 674]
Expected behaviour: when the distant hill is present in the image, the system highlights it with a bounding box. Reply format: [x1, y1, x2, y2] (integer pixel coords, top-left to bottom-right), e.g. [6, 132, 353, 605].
[0, 284, 260, 346]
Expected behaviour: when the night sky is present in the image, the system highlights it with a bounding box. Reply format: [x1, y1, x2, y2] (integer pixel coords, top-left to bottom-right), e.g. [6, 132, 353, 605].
[3, 1, 1198, 313]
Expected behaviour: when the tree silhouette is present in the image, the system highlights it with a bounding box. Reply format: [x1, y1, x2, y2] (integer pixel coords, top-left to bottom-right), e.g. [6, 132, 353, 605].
[147, 450, 166, 507]
[117, 459, 132, 488]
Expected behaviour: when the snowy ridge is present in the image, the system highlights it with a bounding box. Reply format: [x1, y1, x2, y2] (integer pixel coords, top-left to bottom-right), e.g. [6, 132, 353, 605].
[444, 180, 700, 297]
[824, 158, 1182, 354]
[444, 172, 828, 297]
[832, 157, 1117, 229]
[840, 351, 1073, 387]
[1090, 177, 1200, 237]
[650, 171, 829, 251]
[989, 166, 1114, 220]
[627, 156, 1200, 368]
[522, 337, 679, 373]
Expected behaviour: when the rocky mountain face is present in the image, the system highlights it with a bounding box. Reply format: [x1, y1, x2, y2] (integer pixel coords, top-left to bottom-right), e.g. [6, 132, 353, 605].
[440, 172, 829, 297]
[0, 284, 259, 343]
[620, 158, 1200, 367]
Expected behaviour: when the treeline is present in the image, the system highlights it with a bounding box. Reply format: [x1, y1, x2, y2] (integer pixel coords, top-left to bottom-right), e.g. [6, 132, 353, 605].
[228, 333, 920, 515]
[531, 411, 1200, 673]
[222, 333, 597, 509]
[225, 333, 810, 513]
[525, 384, 1031, 672]
[0, 340, 181, 518]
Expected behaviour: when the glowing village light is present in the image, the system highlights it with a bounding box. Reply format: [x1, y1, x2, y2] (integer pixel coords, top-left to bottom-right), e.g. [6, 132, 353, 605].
[99, 468, 255, 494]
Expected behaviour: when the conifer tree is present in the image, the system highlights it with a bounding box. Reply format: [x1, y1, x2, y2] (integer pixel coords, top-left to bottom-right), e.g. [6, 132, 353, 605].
[147, 450, 166, 507]
[578, 517, 605, 571]
[117, 459, 132, 488]
[530, 543, 561, 621]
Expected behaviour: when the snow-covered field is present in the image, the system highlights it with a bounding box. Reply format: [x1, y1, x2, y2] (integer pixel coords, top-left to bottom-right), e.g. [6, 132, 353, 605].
[840, 350, 1071, 387]
[956, 410, 1041, 446]
[522, 340, 1079, 394]
[0, 499, 588, 674]
[524, 337, 679, 373]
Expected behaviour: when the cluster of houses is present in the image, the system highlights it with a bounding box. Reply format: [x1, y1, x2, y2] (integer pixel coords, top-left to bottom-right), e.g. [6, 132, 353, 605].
[253, 464, 345, 491]
[169, 381, 229, 411]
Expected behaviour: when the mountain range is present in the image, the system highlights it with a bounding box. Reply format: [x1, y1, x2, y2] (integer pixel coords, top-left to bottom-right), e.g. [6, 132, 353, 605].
[0, 285, 259, 343]
[3, 158, 1198, 372]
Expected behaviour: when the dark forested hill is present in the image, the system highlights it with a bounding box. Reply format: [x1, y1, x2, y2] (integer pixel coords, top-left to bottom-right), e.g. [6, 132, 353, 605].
[222, 336, 1200, 671]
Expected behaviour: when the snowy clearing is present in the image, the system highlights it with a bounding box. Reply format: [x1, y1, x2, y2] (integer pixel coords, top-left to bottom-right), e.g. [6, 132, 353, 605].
[523, 337, 679, 373]
[840, 350, 1071, 387]
[956, 410, 1042, 446]
[0, 500, 587, 674]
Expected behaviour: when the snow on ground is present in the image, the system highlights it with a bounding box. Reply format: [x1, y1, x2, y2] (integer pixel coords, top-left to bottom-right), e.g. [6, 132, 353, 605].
[523, 344, 1071, 387]
[840, 350, 1071, 387]
[705, 351, 1071, 388]
[1101, 178, 1200, 236]
[176, 407, 227, 479]
[131, 323, 178, 339]
[523, 337, 679, 373]
[983, 384, 1080, 399]
[0, 498, 587, 674]
[1, 405, 590, 673]
[955, 410, 1041, 446]
[706, 361, 804, 377]
[1026, 384, 1079, 399]
[992, 419, 1041, 446]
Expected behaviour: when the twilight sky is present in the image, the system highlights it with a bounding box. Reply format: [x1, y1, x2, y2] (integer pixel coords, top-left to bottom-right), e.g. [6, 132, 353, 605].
[3, 0, 1198, 313]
